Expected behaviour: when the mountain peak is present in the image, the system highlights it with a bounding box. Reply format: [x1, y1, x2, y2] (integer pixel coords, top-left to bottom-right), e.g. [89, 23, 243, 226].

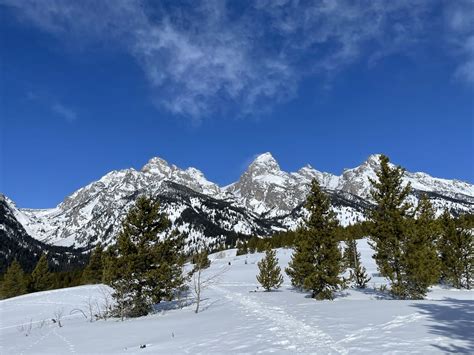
[141, 157, 171, 174]
[360, 154, 384, 170]
[249, 152, 280, 172]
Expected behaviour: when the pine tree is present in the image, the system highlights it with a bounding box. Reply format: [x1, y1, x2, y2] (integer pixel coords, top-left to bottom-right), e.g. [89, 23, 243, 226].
[0, 260, 28, 299]
[345, 240, 371, 289]
[193, 249, 211, 270]
[31, 254, 52, 292]
[107, 196, 186, 318]
[343, 239, 358, 269]
[236, 240, 249, 256]
[285, 228, 315, 289]
[286, 179, 343, 300]
[403, 194, 441, 298]
[438, 211, 473, 289]
[81, 244, 104, 284]
[368, 155, 412, 298]
[256, 245, 283, 291]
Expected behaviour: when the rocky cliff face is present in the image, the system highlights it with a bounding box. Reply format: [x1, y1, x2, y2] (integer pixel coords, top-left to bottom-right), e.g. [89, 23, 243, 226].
[4, 153, 473, 249]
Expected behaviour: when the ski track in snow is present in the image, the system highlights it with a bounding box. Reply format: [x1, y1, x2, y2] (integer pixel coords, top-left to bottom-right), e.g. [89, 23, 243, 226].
[337, 312, 425, 345]
[212, 285, 348, 354]
[53, 327, 76, 354]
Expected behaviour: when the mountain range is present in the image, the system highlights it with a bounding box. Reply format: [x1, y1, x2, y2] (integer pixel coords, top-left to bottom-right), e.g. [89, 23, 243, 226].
[2, 153, 473, 255]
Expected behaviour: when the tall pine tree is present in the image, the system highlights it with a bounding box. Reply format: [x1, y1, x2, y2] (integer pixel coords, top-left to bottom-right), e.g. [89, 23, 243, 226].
[0, 260, 28, 299]
[31, 254, 52, 292]
[81, 244, 104, 284]
[438, 210, 473, 289]
[404, 194, 441, 298]
[286, 179, 343, 300]
[368, 156, 441, 299]
[368, 155, 412, 298]
[106, 196, 186, 318]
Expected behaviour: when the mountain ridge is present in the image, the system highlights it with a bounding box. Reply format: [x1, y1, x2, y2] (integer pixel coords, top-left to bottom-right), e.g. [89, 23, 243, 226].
[3, 153, 473, 250]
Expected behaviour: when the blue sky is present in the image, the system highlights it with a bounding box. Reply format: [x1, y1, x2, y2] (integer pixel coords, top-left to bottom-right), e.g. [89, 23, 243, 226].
[1, 0, 473, 208]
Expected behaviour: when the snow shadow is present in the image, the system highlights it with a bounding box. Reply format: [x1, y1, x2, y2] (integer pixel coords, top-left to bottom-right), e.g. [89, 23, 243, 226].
[152, 297, 194, 313]
[410, 298, 474, 353]
[355, 287, 393, 300]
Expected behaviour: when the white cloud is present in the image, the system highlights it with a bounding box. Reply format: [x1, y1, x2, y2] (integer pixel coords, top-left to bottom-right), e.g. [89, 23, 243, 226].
[444, 0, 474, 85]
[2, 0, 472, 118]
[51, 102, 77, 122]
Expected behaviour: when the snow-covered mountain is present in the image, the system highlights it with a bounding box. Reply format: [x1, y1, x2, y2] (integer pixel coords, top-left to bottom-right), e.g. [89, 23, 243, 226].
[3, 153, 473, 249]
[0, 195, 86, 274]
[226, 153, 473, 217]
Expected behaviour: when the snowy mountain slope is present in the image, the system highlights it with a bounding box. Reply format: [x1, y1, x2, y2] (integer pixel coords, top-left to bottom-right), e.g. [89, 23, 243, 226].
[336, 154, 474, 202]
[228, 153, 474, 217]
[5, 153, 473, 249]
[0, 195, 86, 274]
[1, 241, 472, 354]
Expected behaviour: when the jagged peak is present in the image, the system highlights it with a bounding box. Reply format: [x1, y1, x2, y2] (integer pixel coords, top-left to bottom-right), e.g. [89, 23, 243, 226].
[365, 154, 383, 166]
[141, 156, 172, 174]
[248, 152, 281, 172]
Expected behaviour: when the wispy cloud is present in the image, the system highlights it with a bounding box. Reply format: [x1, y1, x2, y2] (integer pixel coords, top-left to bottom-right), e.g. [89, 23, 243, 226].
[3, 0, 472, 119]
[51, 102, 77, 122]
[444, 0, 474, 85]
[25, 90, 77, 123]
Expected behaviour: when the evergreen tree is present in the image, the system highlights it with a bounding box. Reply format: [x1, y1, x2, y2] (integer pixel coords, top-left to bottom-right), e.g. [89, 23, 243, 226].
[346, 241, 371, 289]
[81, 244, 104, 284]
[403, 194, 441, 298]
[0, 260, 28, 299]
[193, 249, 211, 270]
[107, 196, 186, 318]
[247, 237, 258, 253]
[368, 156, 442, 299]
[31, 254, 52, 292]
[368, 155, 412, 298]
[256, 245, 283, 291]
[286, 179, 343, 300]
[343, 239, 358, 269]
[285, 228, 315, 289]
[438, 211, 473, 289]
[236, 240, 248, 256]
[101, 246, 117, 285]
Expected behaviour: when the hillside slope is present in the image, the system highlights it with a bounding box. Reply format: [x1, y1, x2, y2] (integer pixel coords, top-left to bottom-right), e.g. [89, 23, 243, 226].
[1, 240, 472, 354]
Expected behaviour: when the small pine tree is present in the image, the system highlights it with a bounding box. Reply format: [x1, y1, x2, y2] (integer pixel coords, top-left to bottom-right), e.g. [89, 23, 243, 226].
[0, 260, 28, 299]
[346, 241, 371, 289]
[81, 244, 104, 284]
[256, 245, 283, 291]
[286, 179, 343, 300]
[31, 254, 52, 292]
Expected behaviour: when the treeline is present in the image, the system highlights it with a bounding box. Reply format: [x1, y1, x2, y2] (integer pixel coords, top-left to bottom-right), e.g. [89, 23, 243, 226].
[0, 254, 84, 299]
[236, 222, 372, 254]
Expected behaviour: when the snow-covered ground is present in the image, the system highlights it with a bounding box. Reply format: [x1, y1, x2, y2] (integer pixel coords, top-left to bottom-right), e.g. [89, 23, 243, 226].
[1, 240, 473, 354]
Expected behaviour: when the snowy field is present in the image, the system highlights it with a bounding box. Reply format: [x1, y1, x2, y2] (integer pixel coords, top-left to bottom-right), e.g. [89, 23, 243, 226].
[0, 239, 473, 354]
